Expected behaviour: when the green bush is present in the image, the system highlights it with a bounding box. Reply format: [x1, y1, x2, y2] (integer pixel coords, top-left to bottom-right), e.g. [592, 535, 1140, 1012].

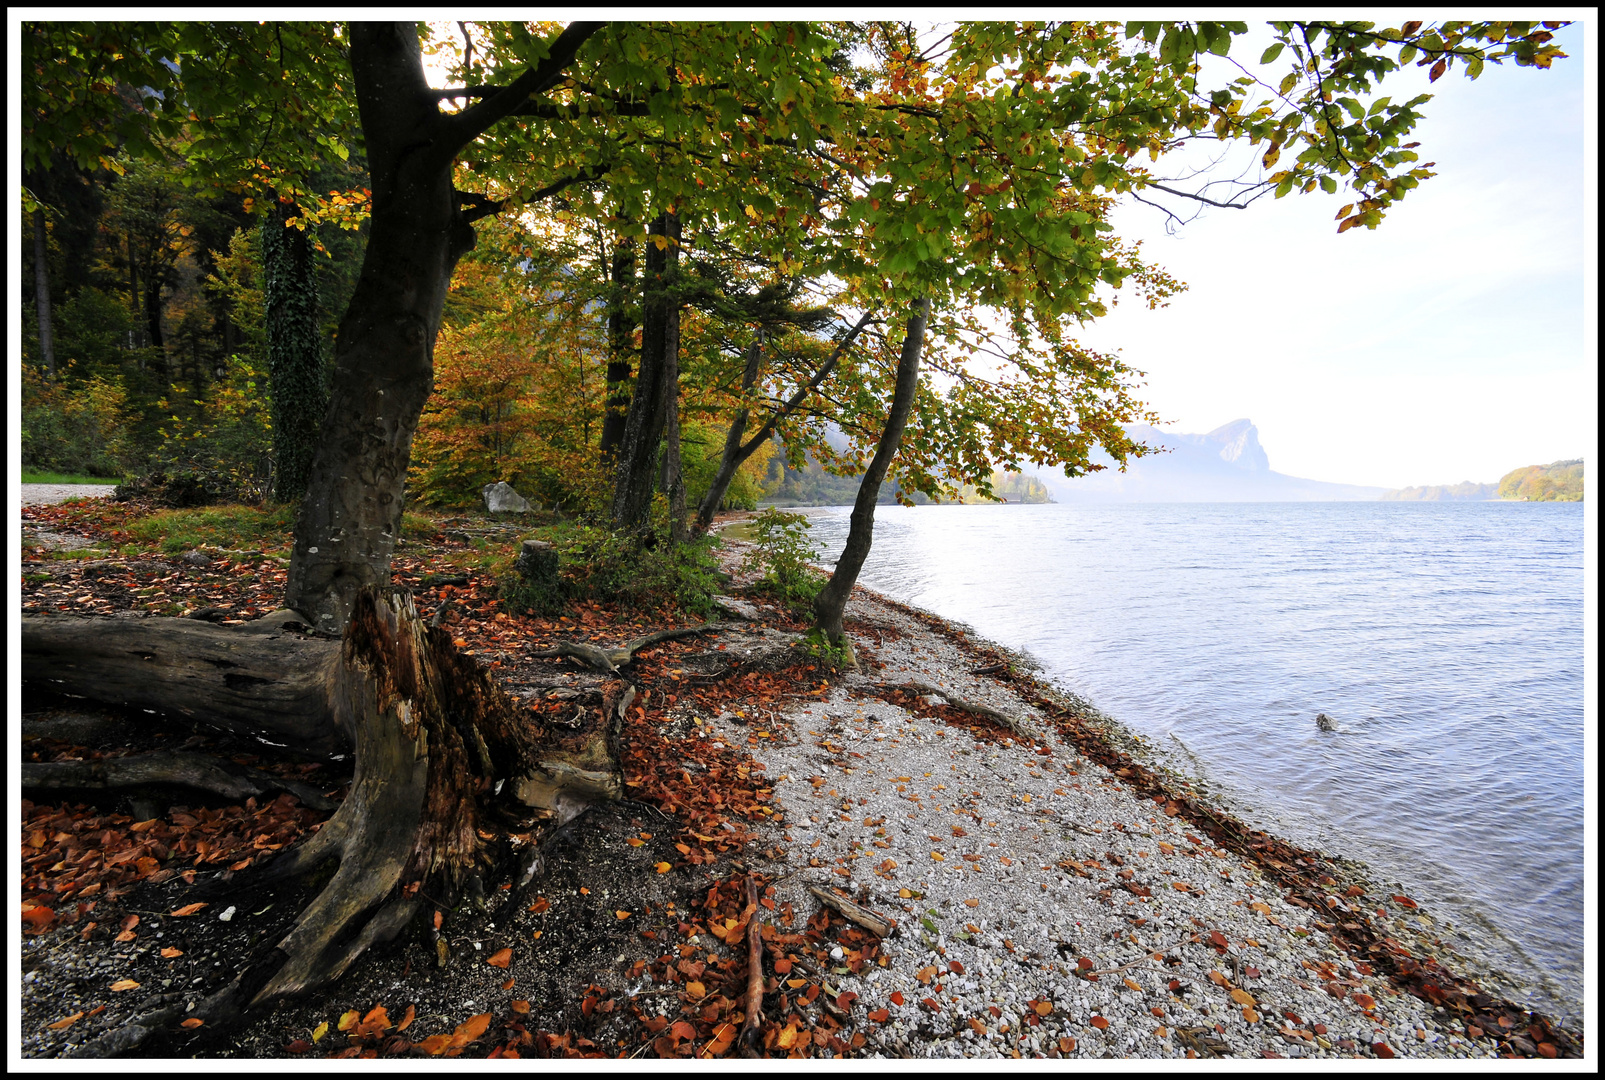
[21, 364, 134, 479]
[741, 507, 825, 614]
[552, 522, 722, 617]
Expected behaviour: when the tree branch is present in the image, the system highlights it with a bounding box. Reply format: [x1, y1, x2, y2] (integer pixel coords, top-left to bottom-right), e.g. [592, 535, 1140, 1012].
[439, 21, 604, 155]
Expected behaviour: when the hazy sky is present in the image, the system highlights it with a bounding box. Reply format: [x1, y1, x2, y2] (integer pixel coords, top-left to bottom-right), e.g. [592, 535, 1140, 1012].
[1076, 22, 1592, 490]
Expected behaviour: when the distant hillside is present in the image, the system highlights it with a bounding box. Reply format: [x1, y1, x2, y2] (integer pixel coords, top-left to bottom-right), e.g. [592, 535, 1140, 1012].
[762, 458, 1052, 507]
[1499, 459, 1584, 502]
[1380, 480, 1499, 501]
[1040, 419, 1386, 502]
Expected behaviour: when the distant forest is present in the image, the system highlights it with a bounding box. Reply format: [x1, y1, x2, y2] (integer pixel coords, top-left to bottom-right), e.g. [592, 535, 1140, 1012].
[764, 453, 1051, 507]
[1499, 459, 1584, 502]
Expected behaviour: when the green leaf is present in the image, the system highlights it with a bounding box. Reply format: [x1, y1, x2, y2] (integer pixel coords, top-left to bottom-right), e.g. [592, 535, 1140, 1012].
[1319, 174, 1337, 194]
[1261, 42, 1285, 64]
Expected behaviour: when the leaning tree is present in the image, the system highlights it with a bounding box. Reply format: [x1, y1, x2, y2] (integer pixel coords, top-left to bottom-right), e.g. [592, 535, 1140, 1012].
[20, 17, 1568, 1046]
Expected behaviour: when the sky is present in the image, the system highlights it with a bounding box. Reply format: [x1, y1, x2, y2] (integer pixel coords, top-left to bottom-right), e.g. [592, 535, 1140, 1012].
[1071, 21, 1593, 490]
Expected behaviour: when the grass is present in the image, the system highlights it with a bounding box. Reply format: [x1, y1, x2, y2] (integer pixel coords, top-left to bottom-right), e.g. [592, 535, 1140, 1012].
[21, 470, 123, 485]
[121, 504, 446, 555]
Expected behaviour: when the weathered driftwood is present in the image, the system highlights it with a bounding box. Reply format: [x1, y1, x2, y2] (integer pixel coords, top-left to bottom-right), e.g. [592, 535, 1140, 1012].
[529, 622, 731, 673]
[20, 751, 335, 810]
[891, 679, 1034, 740]
[806, 885, 896, 938]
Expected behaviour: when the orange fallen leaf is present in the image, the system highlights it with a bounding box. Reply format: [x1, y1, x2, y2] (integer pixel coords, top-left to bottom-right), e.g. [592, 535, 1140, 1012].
[433, 909, 444, 929]
[396, 1004, 416, 1032]
[686, 980, 707, 998]
[528, 897, 549, 914]
[453, 1013, 492, 1043]
[115, 929, 137, 943]
[1090, 1016, 1109, 1030]
[1059, 1037, 1077, 1052]
[1034, 1001, 1052, 1016]
[868, 1008, 890, 1023]
[615, 910, 630, 919]
[1352, 993, 1377, 1011]
[1243, 1007, 1260, 1023]
[655, 862, 671, 874]
[170, 903, 207, 916]
[415, 1034, 451, 1055]
[337, 1009, 359, 1031]
[487, 948, 513, 968]
[501, 977, 515, 990]
[915, 965, 938, 984]
[160, 947, 183, 958]
[1124, 978, 1142, 993]
[964, 899, 979, 907]
[889, 991, 905, 1007]
[110, 979, 141, 992]
[48, 1012, 85, 1031]
[181, 1018, 204, 1029]
[511, 1000, 530, 1015]
[1230, 988, 1256, 1007]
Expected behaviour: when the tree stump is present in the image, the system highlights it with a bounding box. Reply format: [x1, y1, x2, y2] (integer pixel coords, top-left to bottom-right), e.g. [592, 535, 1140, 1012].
[504, 538, 563, 615]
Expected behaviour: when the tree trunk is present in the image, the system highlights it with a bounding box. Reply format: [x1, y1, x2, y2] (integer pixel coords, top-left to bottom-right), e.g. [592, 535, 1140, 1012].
[598, 233, 636, 461]
[261, 202, 328, 502]
[34, 206, 56, 377]
[610, 211, 680, 536]
[283, 24, 478, 634]
[662, 287, 687, 544]
[22, 590, 626, 1023]
[810, 297, 929, 655]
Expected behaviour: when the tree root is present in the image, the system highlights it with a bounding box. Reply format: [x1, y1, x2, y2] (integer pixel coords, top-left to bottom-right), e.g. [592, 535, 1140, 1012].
[886, 679, 1036, 740]
[529, 623, 732, 673]
[739, 875, 764, 1056]
[21, 751, 335, 810]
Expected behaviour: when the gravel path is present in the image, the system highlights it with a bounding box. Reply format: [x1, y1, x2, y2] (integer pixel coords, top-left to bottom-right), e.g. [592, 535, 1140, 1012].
[711, 550, 1496, 1059]
[19, 483, 118, 506]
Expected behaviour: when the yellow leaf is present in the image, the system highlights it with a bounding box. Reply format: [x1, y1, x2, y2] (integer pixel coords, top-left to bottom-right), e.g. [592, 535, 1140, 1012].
[1243, 1006, 1260, 1023]
[787, 978, 807, 989]
[655, 862, 671, 874]
[312, 1021, 329, 1042]
[1230, 988, 1256, 1006]
[931, 852, 944, 861]
[337, 1009, 359, 1031]
[109, 979, 141, 992]
[686, 980, 706, 998]
[1124, 978, 1142, 992]
[777, 1024, 799, 1049]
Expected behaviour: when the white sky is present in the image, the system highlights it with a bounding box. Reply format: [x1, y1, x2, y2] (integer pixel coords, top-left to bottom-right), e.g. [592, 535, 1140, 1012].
[1076, 20, 1594, 489]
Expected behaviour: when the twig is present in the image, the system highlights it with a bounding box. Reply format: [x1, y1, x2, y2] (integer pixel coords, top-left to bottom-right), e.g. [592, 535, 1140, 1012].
[1086, 937, 1191, 976]
[807, 885, 895, 938]
[740, 875, 764, 1057]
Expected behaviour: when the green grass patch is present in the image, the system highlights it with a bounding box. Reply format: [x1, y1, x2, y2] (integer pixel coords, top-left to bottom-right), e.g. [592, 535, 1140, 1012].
[126, 504, 298, 554]
[21, 470, 124, 485]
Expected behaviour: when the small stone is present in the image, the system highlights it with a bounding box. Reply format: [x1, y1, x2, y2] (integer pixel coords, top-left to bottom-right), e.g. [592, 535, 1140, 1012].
[217, 906, 236, 922]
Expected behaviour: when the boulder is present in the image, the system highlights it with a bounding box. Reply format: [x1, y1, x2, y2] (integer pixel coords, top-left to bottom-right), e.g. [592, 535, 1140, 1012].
[482, 481, 534, 514]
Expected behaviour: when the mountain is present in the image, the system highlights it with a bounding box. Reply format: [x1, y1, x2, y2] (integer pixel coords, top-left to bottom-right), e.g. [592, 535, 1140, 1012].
[1039, 419, 1388, 502]
[1380, 480, 1499, 501]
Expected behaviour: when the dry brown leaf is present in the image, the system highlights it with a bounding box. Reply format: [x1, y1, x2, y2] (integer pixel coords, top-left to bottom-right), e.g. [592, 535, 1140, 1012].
[486, 948, 513, 968]
[48, 1012, 85, 1031]
[1230, 988, 1256, 1006]
[109, 979, 140, 992]
[170, 903, 207, 916]
[180, 1018, 204, 1029]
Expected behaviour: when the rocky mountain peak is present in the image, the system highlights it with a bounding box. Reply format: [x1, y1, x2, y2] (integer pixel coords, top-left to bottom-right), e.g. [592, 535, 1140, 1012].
[1204, 419, 1270, 472]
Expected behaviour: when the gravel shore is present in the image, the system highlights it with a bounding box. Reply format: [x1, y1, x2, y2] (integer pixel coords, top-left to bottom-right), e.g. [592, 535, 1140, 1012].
[714, 540, 1517, 1060]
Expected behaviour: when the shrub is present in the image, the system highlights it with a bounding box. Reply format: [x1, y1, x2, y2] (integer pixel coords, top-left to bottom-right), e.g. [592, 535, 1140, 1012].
[21, 364, 134, 479]
[741, 507, 825, 614]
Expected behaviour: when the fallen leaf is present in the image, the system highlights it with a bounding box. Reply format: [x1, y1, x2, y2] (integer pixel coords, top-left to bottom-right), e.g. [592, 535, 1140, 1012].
[1091, 1016, 1109, 1030]
[615, 910, 630, 919]
[396, 1004, 416, 1032]
[1352, 993, 1377, 1011]
[502, 977, 515, 990]
[655, 862, 671, 874]
[180, 1018, 204, 1029]
[511, 1000, 530, 1015]
[48, 1012, 85, 1031]
[916, 965, 938, 984]
[115, 929, 137, 943]
[889, 991, 905, 1007]
[160, 947, 183, 958]
[487, 948, 513, 968]
[964, 898, 979, 907]
[868, 1009, 890, 1023]
[433, 909, 444, 929]
[686, 981, 707, 998]
[338, 1009, 359, 1031]
[110, 979, 141, 992]
[415, 1034, 451, 1055]
[1373, 1041, 1395, 1059]
[1059, 1037, 1077, 1052]
[312, 1021, 329, 1042]
[1230, 989, 1256, 1007]
[1243, 1007, 1260, 1023]
[1034, 1001, 1052, 1016]
[170, 903, 207, 916]
[453, 1013, 492, 1043]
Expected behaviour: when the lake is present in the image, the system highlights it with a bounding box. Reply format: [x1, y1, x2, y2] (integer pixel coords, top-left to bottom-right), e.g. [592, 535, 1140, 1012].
[799, 500, 1586, 1022]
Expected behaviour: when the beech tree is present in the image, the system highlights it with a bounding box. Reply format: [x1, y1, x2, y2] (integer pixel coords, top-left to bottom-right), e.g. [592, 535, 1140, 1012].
[20, 18, 1568, 1047]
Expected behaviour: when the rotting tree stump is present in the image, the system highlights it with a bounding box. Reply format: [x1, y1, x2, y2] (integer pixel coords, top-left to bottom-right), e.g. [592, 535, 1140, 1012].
[21, 587, 629, 1054]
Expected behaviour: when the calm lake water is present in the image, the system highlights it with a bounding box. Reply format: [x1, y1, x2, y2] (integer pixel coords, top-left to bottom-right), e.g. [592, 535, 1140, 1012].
[800, 501, 1586, 1021]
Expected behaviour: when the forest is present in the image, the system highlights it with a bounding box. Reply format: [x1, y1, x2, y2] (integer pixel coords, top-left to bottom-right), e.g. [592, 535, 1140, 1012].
[1498, 459, 1584, 502]
[19, 19, 1571, 1059]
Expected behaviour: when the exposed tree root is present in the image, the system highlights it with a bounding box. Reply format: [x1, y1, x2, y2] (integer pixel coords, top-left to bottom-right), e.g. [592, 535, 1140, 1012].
[885, 679, 1036, 740]
[806, 885, 896, 938]
[740, 875, 764, 1057]
[529, 622, 732, 673]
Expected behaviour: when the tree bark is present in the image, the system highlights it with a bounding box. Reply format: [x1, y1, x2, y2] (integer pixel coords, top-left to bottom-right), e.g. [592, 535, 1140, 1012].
[33, 206, 56, 377]
[610, 211, 680, 536]
[810, 297, 929, 654]
[598, 233, 637, 461]
[261, 202, 328, 502]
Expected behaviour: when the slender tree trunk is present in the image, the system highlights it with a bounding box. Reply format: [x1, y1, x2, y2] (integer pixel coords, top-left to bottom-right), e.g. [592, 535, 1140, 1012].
[810, 298, 929, 654]
[662, 302, 687, 544]
[126, 237, 142, 351]
[610, 211, 679, 536]
[694, 310, 875, 531]
[283, 24, 477, 633]
[598, 234, 636, 461]
[262, 202, 329, 502]
[33, 207, 56, 378]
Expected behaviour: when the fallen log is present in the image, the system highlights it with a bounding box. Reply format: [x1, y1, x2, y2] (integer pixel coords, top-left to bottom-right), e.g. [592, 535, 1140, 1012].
[20, 750, 335, 810]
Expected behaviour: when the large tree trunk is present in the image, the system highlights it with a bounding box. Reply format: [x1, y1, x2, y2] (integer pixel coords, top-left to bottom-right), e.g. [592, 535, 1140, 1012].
[23, 590, 626, 1038]
[33, 205, 56, 378]
[261, 201, 328, 503]
[283, 24, 477, 634]
[810, 298, 929, 656]
[610, 211, 680, 535]
[598, 233, 637, 461]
